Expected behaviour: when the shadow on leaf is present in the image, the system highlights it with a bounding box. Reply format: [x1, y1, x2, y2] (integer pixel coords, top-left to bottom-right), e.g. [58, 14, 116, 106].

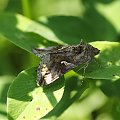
[42, 73, 89, 119]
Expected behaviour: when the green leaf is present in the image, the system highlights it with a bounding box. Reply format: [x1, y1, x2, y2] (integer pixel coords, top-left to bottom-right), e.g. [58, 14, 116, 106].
[39, 15, 117, 43]
[100, 79, 120, 98]
[0, 76, 14, 120]
[85, 41, 120, 80]
[43, 71, 88, 119]
[0, 13, 64, 53]
[0, 76, 14, 103]
[7, 68, 88, 120]
[0, 13, 117, 55]
[7, 41, 120, 119]
[85, 41, 120, 98]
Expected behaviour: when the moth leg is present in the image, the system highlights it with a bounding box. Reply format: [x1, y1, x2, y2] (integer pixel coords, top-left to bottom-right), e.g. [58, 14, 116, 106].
[61, 61, 76, 71]
[75, 62, 89, 80]
[83, 63, 89, 76]
[76, 64, 87, 73]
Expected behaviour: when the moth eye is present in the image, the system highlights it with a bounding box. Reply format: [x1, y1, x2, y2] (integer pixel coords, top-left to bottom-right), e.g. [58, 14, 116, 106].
[94, 48, 100, 55]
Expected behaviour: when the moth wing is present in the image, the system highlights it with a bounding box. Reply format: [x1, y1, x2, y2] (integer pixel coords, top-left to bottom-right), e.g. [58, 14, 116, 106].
[61, 61, 76, 72]
[46, 62, 75, 85]
[38, 62, 61, 85]
[32, 45, 63, 58]
[44, 69, 60, 85]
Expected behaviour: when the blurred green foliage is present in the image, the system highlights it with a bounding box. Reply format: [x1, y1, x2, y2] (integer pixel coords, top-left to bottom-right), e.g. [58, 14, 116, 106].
[0, 0, 120, 120]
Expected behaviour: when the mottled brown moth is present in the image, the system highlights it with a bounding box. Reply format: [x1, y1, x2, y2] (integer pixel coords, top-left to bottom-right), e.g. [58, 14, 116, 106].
[33, 41, 100, 86]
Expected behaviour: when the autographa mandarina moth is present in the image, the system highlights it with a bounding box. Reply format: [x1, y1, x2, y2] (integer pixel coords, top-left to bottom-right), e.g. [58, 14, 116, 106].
[33, 41, 100, 86]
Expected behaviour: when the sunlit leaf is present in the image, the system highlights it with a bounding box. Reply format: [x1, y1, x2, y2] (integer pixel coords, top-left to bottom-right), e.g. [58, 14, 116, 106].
[7, 68, 88, 120]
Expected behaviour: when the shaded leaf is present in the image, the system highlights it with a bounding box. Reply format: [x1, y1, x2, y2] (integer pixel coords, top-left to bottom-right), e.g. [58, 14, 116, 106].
[100, 79, 120, 98]
[0, 76, 14, 120]
[0, 13, 63, 53]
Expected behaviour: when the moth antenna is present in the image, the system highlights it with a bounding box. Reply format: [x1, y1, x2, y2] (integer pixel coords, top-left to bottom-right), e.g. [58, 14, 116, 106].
[76, 63, 88, 74]
[83, 63, 89, 76]
[74, 64, 87, 80]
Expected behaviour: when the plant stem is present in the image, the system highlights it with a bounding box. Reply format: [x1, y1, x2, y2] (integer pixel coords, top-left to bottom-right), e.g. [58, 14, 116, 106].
[21, 0, 31, 18]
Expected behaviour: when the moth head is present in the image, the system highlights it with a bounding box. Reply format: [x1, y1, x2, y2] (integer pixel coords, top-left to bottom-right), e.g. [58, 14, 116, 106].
[87, 44, 100, 57]
[93, 47, 100, 55]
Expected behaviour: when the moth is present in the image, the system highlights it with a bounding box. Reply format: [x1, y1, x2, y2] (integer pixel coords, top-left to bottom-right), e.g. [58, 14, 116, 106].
[32, 41, 100, 86]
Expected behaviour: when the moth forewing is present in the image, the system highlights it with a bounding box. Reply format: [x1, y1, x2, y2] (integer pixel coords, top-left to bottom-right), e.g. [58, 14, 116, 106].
[33, 41, 100, 86]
